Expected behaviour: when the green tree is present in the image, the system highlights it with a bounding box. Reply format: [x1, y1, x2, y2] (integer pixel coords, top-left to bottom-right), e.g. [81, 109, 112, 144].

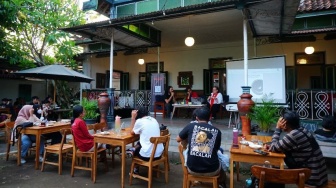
[0, 0, 85, 68]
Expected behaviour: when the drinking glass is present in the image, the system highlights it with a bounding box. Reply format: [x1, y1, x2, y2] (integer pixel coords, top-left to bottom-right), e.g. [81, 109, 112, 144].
[115, 127, 121, 136]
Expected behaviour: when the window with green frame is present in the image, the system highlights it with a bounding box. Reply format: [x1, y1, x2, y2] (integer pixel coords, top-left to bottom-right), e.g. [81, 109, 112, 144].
[137, 0, 157, 14]
[117, 4, 135, 18]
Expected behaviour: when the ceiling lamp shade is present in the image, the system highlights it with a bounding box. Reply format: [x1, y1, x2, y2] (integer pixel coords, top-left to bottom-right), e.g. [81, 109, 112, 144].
[305, 46, 314, 54]
[185, 37, 195, 47]
[138, 58, 145, 65]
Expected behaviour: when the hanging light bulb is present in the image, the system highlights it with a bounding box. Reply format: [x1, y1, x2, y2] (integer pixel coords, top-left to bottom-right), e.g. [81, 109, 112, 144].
[185, 37, 195, 47]
[185, 16, 195, 47]
[138, 59, 145, 65]
[305, 46, 314, 54]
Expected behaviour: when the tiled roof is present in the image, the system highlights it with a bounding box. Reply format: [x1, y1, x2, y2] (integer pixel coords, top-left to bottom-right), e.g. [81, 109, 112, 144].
[292, 27, 336, 34]
[298, 0, 336, 12]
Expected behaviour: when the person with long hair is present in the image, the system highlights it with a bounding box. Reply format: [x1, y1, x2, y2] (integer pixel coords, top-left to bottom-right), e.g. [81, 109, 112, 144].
[33, 104, 44, 120]
[71, 105, 105, 152]
[206, 86, 223, 120]
[164, 86, 176, 118]
[32, 104, 62, 145]
[14, 105, 45, 164]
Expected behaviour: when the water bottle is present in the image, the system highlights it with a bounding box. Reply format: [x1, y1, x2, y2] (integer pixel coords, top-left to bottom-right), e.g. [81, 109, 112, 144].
[233, 128, 238, 145]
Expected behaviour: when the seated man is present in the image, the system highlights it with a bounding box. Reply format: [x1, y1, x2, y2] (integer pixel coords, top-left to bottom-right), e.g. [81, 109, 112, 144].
[269, 110, 328, 187]
[314, 115, 336, 142]
[176, 107, 225, 187]
[128, 107, 164, 175]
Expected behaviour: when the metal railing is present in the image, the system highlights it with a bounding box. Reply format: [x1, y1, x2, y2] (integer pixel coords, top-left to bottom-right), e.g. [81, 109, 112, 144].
[83, 89, 335, 120]
[287, 90, 335, 120]
[83, 89, 152, 111]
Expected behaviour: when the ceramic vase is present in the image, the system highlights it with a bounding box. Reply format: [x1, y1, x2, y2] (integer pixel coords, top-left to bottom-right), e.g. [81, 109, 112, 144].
[237, 86, 255, 136]
[98, 92, 111, 127]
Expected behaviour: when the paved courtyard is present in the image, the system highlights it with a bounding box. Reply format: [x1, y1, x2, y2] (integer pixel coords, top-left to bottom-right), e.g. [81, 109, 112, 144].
[0, 115, 335, 187]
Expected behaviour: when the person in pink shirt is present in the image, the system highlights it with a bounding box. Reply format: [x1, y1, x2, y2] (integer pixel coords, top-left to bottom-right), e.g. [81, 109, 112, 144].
[14, 105, 45, 164]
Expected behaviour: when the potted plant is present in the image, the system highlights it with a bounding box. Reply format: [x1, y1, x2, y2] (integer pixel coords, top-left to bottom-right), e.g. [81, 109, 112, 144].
[81, 98, 99, 124]
[248, 94, 279, 135]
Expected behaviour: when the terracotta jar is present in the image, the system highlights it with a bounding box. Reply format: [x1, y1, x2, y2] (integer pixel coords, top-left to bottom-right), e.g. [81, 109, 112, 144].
[237, 86, 255, 136]
[98, 92, 111, 126]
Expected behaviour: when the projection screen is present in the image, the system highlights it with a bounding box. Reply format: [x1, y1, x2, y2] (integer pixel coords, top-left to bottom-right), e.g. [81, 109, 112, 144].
[226, 56, 286, 103]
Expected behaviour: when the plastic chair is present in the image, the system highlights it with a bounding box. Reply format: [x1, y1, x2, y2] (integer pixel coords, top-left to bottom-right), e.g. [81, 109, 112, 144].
[129, 134, 170, 188]
[250, 165, 311, 188]
[41, 128, 73, 174]
[178, 143, 220, 188]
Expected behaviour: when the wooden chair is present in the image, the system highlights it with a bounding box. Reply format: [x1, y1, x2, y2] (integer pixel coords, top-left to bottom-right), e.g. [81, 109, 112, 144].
[219, 95, 229, 119]
[41, 128, 73, 175]
[323, 180, 336, 188]
[71, 123, 108, 182]
[5, 121, 15, 161]
[1, 114, 12, 140]
[160, 129, 170, 171]
[129, 134, 170, 188]
[154, 95, 166, 118]
[90, 122, 120, 167]
[250, 165, 311, 188]
[178, 143, 220, 188]
[6, 121, 38, 160]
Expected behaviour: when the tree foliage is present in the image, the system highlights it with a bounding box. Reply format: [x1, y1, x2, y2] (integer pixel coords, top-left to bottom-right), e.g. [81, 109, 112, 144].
[0, 0, 85, 68]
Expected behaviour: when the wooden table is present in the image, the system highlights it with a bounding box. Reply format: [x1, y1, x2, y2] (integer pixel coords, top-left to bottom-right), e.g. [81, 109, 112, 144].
[17, 122, 71, 169]
[229, 135, 286, 188]
[171, 104, 205, 119]
[93, 128, 139, 187]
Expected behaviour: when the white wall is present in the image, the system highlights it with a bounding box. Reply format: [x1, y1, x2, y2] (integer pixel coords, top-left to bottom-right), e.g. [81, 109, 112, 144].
[87, 34, 336, 90]
[0, 79, 47, 103]
[88, 54, 127, 89]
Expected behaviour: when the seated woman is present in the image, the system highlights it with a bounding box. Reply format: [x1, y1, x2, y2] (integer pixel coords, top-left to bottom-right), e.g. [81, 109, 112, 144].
[314, 115, 336, 142]
[164, 86, 176, 118]
[206, 86, 223, 120]
[71, 105, 105, 152]
[33, 104, 45, 121]
[32, 104, 62, 145]
[14, 105, 45, 164]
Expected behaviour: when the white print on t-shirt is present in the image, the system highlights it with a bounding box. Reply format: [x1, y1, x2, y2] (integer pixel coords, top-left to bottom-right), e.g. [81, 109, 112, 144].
[189, 125, 218, 158]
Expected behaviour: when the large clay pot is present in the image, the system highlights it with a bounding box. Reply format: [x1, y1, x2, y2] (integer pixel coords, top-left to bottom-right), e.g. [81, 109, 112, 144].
[98, 92, 111, 127]
[237, 86, 255, 136]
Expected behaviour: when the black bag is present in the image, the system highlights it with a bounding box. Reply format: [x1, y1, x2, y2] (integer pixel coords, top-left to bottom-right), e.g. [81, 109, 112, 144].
[12, 122, 33, 146]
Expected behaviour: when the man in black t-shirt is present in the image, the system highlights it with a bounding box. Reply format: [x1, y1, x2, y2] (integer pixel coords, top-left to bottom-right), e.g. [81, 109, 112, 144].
[177, 107, 225, 186]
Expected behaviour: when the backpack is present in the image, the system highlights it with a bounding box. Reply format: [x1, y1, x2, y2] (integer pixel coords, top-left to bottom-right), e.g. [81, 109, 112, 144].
[12, 122, 33, 146]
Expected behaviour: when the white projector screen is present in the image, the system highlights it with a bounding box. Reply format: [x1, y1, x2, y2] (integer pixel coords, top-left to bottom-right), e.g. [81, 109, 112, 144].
[226, 56, 286, 103]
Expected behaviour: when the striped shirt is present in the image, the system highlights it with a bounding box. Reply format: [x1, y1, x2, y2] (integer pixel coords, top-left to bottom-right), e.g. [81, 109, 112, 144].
[270, 127, 328, 187]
